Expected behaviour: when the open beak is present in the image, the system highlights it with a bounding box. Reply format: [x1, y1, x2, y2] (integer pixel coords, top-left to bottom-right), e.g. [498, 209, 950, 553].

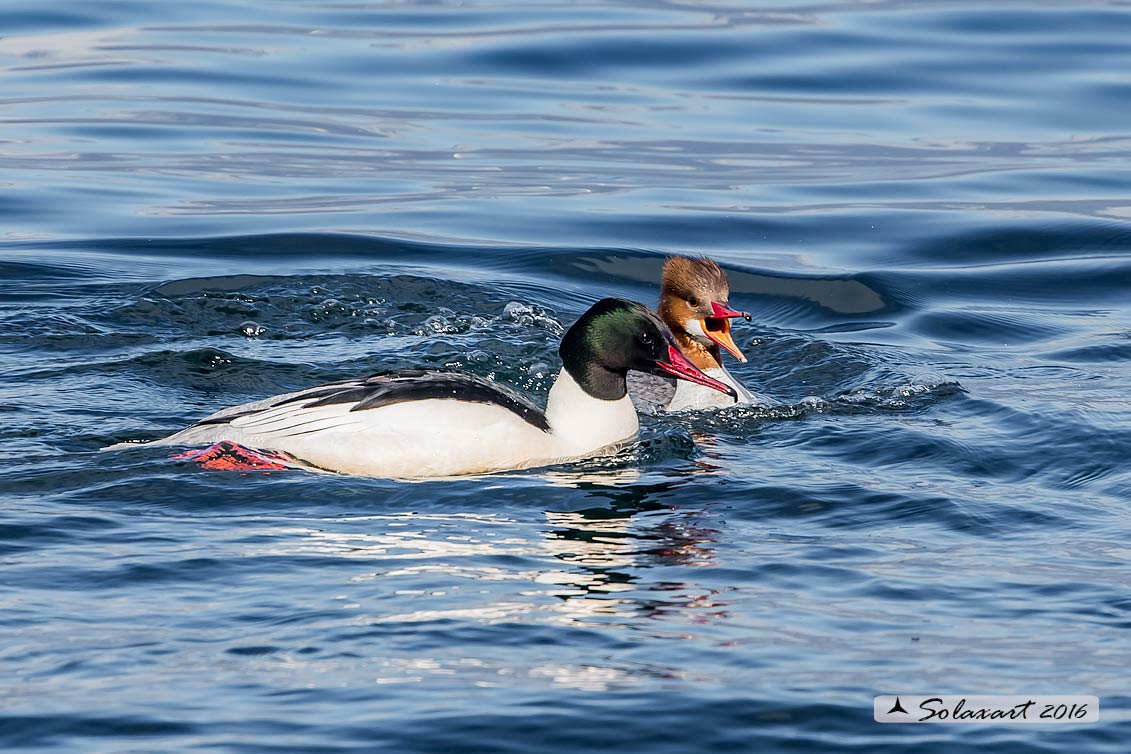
[702, 301, 750, 363]
[656, 345, 737, 401]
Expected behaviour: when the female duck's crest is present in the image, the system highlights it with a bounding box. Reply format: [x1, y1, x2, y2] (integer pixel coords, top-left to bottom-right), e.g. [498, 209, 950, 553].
[658, 256, 750, 366]
[624, 256, 765, 413]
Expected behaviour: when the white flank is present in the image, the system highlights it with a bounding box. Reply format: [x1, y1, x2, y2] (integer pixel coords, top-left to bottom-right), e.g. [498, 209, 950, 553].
[118, 368, 640, 478]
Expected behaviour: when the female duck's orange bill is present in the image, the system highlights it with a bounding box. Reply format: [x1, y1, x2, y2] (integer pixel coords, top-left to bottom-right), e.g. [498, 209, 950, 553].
[702, 301, 750, 362]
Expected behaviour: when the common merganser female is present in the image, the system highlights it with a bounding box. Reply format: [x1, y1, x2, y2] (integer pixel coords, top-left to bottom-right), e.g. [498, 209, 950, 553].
[110, 298, 735, 478]
[628, 256, 759, 412]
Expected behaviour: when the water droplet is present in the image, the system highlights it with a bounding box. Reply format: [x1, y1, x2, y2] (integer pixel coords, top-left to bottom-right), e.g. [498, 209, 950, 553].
[422, 315, 460, 334]
[799, 396, 826, 411]
[503, 301, 563, 335]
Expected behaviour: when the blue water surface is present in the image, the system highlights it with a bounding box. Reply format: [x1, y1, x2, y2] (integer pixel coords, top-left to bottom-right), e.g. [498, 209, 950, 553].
[2, 1, 1130, 752]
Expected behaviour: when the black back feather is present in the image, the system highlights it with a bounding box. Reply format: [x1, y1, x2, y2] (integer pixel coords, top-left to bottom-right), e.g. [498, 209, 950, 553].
[194, 369, 550, 433]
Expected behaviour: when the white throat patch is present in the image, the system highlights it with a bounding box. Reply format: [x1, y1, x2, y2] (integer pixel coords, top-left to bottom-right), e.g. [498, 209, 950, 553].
[683, 317, 709, 343]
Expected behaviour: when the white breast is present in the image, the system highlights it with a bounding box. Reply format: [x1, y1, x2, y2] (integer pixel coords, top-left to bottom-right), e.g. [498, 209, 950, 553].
[665, 365, 761, 412]
[542, 368, 639, 456]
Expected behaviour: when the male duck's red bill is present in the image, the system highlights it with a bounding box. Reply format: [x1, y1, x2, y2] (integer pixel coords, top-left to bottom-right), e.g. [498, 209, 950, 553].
[655, 344, 736, 395]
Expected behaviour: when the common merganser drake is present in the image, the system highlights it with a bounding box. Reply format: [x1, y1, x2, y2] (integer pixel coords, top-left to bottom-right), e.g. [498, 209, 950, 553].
[109, 298, 736, 478]
[628, 256, 759, 412]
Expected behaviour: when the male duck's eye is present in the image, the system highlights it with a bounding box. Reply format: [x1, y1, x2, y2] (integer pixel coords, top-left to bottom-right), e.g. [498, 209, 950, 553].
[638, 332, 654, 346]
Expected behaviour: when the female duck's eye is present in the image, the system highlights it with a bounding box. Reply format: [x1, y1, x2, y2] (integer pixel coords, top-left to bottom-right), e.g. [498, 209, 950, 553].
[687, 295, 699, 308]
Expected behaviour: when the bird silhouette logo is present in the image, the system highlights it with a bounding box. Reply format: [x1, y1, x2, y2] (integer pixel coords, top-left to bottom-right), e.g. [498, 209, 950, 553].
[887, 697, 909, 715]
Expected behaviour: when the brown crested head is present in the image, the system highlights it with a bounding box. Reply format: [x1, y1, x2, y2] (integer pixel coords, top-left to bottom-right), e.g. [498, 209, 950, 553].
[657, 255, 749, 366]
[659, 256, 729, 318]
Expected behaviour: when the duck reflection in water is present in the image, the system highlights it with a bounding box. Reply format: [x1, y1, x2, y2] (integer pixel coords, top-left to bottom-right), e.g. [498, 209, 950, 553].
[538, 478, 731, 625]
[242, 476, 730, 628]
